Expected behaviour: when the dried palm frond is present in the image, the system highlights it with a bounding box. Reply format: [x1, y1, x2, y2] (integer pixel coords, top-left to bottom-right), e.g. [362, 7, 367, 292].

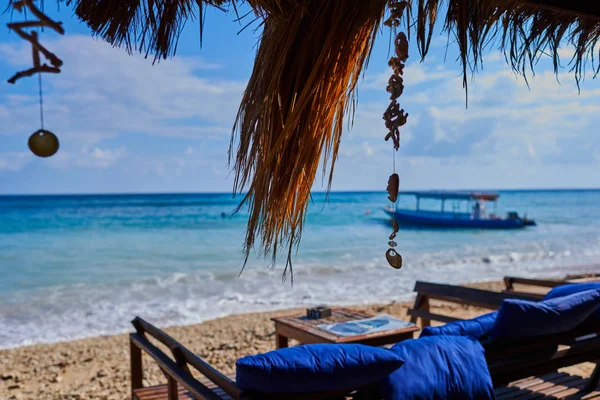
[414, 0, 600, 93]
[229, 0, 388, 281]
[27, 0, 230, 61]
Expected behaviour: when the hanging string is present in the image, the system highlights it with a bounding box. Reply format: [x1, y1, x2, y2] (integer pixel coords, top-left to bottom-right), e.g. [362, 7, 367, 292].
[38, 71, 44, 130]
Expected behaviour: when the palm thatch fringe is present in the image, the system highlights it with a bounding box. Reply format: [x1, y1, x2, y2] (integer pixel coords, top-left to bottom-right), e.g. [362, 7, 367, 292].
[415, 0, 600, 96]
[24, 0, 600, 85]
[8, 0, 230, 61]
[229, 0, 388, 281]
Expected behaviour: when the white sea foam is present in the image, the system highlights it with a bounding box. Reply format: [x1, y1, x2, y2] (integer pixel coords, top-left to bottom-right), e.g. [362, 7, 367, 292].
[1, 241, 599, 349]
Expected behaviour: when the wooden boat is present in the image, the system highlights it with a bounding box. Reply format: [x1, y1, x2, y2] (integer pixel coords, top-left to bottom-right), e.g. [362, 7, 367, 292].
[384, 191, 536, 229]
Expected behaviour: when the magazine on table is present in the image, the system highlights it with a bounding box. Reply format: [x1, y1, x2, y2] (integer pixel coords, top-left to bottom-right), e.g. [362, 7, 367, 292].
[317, 314, 415, 337]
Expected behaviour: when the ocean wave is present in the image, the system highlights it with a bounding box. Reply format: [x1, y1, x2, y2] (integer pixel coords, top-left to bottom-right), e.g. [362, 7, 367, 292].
[1, 240, 599, 350]
[2, 190, 600, 349]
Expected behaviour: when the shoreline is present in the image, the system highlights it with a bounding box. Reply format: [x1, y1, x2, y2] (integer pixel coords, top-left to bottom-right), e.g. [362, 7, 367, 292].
[0, 277, 508, 353]
[1, 279, 596, 399]
[5, 263, 599, 352]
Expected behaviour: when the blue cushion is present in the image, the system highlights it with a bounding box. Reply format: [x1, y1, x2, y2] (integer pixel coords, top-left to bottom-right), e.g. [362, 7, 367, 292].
[420, 312, 498, 340]
[491, 289, 600, 339]
[236, 344, 404, 394]
[545, 283, 600, 331]
[380, 336, 495, 400]
[545, 283, 600, 301]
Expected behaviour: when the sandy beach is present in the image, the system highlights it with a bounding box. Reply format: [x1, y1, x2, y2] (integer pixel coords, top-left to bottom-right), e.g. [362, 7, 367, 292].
[0, 280, 595, 400]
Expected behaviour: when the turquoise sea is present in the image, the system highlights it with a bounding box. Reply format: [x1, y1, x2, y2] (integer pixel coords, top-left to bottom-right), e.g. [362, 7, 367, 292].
[1, 190, 599, 349]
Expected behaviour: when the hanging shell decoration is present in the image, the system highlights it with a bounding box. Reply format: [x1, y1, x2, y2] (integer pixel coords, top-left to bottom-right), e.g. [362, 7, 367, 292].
[383, 0, 409, 270]
[28, 129, 60, 157]
[6, 0, 64, 158]
[387, 173, 399, 202]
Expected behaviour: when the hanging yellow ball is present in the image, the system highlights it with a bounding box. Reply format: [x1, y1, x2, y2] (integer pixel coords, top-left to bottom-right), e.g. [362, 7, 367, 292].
[28, 129, 59, 157]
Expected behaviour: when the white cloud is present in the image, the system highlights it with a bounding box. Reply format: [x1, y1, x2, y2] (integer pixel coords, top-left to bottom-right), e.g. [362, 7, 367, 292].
[40, 146, 126, 170]
[362, 142, 374, 157]
[0, 152, 32, 171]
[1, 30, 599, 191]
[0, 35, 246, 143]
[362, 63, 453, 91]
[87, 147, 126, 168]
[350, 52, 600, 169]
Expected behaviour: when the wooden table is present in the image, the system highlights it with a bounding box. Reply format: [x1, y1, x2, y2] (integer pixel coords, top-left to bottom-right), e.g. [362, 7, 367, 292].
[271, 308, 419, 348]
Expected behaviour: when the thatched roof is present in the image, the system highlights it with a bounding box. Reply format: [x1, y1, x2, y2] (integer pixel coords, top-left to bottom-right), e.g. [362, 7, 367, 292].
[50, 0, 600, 82]
[23, 0, 600, 278]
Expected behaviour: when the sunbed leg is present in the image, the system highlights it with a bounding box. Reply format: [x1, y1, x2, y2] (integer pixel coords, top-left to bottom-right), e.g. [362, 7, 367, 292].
[167, 375, 179, 400]
[503, 277, 514, 291]
[130, 337, 143, 398]
[585, 362, 600, 392]
[411, 294, 431, 327]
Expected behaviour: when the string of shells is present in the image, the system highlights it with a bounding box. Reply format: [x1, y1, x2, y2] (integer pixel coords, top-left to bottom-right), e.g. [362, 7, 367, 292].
[384, 0, 409, 270]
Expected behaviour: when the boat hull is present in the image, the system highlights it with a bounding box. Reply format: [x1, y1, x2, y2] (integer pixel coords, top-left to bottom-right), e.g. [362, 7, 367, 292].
[384, 209, 533, 229]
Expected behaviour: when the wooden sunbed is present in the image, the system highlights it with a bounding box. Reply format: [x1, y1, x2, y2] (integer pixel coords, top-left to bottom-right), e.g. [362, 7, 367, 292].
[130, 317, 358, 400]
[130, 310, 600, 400]
[408, 281, 600, 390]
[407, 280, 541, 328]
[504, 273, 600, 299]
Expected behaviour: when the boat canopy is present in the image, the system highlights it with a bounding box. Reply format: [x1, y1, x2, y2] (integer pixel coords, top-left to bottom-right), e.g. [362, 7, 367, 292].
[401, 191, 499, 201]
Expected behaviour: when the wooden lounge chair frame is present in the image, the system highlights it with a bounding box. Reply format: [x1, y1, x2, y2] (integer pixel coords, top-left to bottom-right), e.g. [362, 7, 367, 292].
[407, 280, 600, 388]
[407, 280, 540, 328]
[130, 317, 242, 400]
[131, 307, 600, 400]
[130, 317, 369, 400]
[504, 274, 600, 299]
[130, 277, 600, 400]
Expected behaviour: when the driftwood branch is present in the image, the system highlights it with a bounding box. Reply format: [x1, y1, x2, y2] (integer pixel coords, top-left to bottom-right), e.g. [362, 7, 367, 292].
[6, 0, 65, 84]
[7, 64, 60, 84]
[7, 22, 64, 68]
[12, 0, 65, 34]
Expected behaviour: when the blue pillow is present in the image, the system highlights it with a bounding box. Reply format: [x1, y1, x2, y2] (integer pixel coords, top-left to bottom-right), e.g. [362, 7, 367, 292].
[545, 283, 600, 301]
[491, 289, 600, 339]
[236, 344, 404, 394]
[420, 312, 497, 340]
[380, 336, 495, 400]
[545, 283, 600, 331]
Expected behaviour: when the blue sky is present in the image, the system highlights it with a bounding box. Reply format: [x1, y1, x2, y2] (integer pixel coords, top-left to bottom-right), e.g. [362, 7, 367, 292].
[1, 4, 599, 194]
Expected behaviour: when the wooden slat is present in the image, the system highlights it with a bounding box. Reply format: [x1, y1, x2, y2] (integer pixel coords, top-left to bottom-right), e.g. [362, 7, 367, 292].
[496, 372, 566, 395]
[504, 277, 564, 291]
[413, 281, 539, 309]
[489, 340, 600, 386]
[495, 372, 600, 400]
[501, 290, 546, 299]
[406, 309, 461, 324]
[566, 272, 600, 282]
[134, 384, 195, 400]
[580, 391, 600, 399]
[130, 333, 225, 400]
[135, 384, 228, 400]
[133, 317, 242, 399]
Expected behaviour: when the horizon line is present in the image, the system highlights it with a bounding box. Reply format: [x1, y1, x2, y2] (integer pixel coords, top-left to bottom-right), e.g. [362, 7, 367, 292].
[1, 187, 600, 197]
